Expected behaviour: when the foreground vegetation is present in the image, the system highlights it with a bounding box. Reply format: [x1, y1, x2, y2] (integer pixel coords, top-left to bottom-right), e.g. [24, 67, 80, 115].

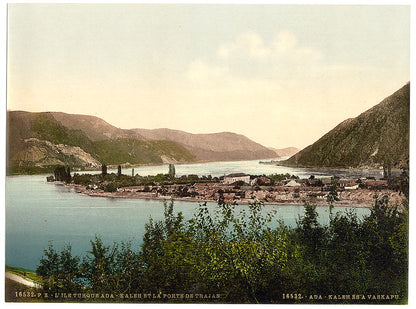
[72, 171, 222, 191]
[33, 193, 408, 304]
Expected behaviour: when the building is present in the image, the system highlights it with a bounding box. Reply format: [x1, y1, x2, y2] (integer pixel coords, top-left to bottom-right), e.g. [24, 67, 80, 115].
[223, 173, 251, 185]
[363, 179, 388, 190]
[250, 176, 271, 186]
[345, 183, 359, 190]
[285, 179, 301, 187]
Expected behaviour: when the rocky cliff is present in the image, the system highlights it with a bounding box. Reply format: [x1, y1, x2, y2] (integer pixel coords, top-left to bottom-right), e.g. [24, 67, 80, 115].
[6, 111, 195, 172]
[9, 138, 101, 168]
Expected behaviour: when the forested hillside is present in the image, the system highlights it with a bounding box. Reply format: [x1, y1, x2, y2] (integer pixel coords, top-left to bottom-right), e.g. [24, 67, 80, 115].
[284, 83, 410, 169]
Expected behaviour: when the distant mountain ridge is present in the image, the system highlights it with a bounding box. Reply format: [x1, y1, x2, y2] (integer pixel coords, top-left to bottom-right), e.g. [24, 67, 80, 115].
[7, 111, 278, 173]
[7, 111, 195, 172]
[283, 83, 410, 169]
[51, 112, 145, 141]
[268, 147, 299, 158]
[133, 128, 277, 162]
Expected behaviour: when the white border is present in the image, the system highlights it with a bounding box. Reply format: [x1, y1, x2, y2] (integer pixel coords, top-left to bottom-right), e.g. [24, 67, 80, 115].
[1, 1, 415, 309]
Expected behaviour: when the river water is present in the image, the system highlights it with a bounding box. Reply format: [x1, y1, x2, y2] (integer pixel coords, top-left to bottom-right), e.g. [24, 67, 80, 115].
[6, 159, 379, 271]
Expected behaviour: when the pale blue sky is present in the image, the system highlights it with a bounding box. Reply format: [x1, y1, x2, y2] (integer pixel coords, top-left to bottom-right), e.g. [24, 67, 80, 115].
[7, 4, 410, 149]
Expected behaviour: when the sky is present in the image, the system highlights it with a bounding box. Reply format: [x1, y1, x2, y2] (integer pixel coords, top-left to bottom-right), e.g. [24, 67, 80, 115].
[7, 3, 410, 149]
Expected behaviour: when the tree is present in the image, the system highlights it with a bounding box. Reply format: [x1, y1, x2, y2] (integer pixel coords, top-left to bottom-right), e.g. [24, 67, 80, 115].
[80, 236, 118, 293]
[361, 196, 408, 296]
[326, 176, 339, 209]
[35, 196, 408, 303]
[169, 164, 176, 178]
[154, 173, 165, 183]
[66, 167, 71, 183]
[37, 243, 81, 293]
[104, 182, 118, 192]
[53, 165, 71, 183]
[102, 164, 107, 176]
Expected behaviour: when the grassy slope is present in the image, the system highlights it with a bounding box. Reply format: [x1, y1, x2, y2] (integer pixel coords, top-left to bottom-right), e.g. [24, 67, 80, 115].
[94, 138, 195, 165]
[7, 111, 98, 159]
[7, 111, 196, 171]
[32, 112, 98, 155]
[6, 265, 40, 282]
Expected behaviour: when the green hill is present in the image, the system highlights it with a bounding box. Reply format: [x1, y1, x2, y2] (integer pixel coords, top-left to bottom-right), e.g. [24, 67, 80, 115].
[283, 83, 410, 169]
[7, 110, 279, 174]
[7, 111, 97, 156]
[7, 111, 196, 174]
[94, 138, 195, 165]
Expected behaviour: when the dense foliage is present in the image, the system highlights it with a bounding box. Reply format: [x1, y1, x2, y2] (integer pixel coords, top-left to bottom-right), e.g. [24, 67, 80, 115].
[54, 166, 72, 183]
[72, 172, 221, 189]
[7, 165, 61, 175]
[35, 194, 408, 304]
[268, 173, 299, 184]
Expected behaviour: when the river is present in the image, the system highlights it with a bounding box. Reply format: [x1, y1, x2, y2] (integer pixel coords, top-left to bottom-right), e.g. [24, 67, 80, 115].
[6, 159, 379, 271]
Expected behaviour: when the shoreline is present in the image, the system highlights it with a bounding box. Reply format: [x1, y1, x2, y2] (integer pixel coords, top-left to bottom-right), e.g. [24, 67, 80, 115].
[262, 161, 402, 173]
[8, 157, 399, 176]
[5, 272, 41, 289]
[66, 183, 400, 209]
[7, 158, 273, 176]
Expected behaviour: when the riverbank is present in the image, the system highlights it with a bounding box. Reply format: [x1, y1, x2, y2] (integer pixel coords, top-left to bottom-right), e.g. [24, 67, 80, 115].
[5, 266, 42, 289]
[261, 160, 403, 174]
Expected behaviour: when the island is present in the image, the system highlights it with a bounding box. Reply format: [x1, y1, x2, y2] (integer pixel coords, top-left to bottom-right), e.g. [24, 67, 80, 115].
[49, 164, 407, 208]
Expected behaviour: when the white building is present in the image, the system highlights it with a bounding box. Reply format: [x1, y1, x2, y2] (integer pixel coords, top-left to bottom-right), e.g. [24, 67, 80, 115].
[345, 183, 359, 190]
[223, 173, 251, 185]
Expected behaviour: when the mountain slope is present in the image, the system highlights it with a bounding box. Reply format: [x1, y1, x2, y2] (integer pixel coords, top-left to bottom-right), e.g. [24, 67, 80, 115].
[268, 147, 299, 158]
[283, 83, 410, 168]
[7, 111, 276, 173]
[51, 112, 277, 162]
[9, 138, 101, 168]
[132, 128, 277, 161]
[7, 111, 195, 170]
[93, 138, 195, 165]
[7, 111, 98, 161]
[50, 112, 144, 141]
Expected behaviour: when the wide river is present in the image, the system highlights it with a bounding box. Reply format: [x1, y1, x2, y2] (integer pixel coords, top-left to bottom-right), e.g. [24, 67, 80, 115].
[6, 159, 383, 271]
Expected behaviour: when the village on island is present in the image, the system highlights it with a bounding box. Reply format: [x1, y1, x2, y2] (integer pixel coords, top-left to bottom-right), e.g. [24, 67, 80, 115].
[48, 163, 405, 208]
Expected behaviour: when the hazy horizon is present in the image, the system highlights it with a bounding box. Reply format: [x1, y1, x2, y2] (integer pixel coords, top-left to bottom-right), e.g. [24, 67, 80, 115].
[7, 4, 410, 149]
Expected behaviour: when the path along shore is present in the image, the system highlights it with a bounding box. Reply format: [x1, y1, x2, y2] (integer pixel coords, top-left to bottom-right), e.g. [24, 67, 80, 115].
[5, 272, 41, 288]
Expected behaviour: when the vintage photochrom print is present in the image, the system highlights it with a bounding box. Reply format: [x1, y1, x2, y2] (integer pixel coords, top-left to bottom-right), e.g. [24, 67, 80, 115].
[4, 2, 411, 304]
